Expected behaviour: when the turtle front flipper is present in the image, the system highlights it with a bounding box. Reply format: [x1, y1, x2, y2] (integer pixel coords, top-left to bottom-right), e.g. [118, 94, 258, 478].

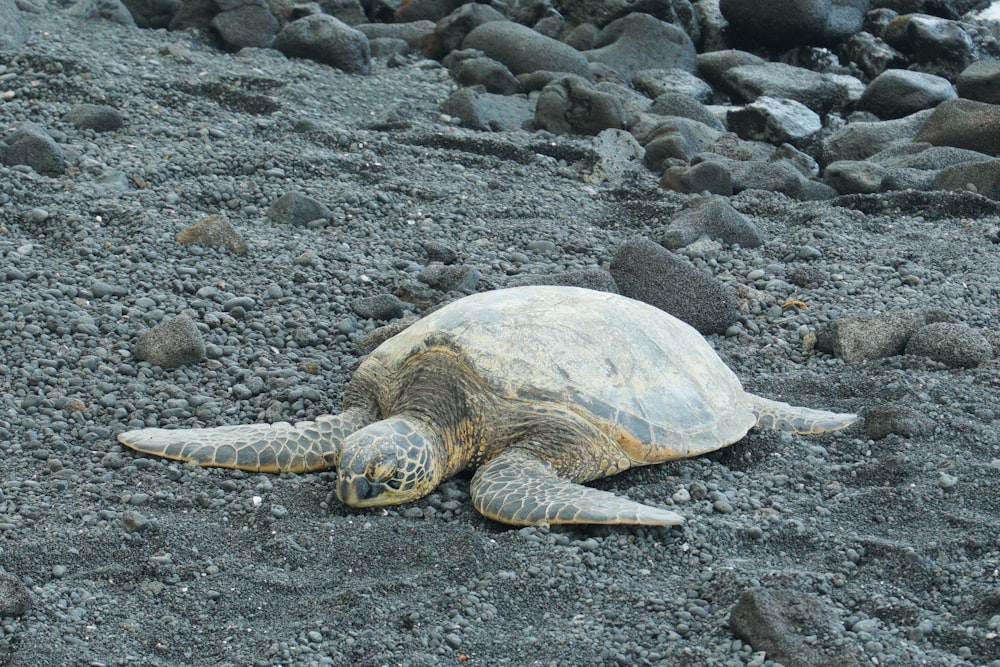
[117, 409, 371, 474]
[470, 448, 684, 527]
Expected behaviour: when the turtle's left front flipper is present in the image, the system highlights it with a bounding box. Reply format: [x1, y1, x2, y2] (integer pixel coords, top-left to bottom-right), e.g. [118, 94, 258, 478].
[117, 409, 370, 474]
[470, 448, 684, 527]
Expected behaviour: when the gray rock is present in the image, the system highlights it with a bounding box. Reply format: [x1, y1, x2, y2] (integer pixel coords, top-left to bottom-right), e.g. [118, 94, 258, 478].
[661, 195, 763, 249]
[648, 92, 724, 130]
[175, 214, 249, 254]
[587, 129, 645, 186]
[882, 13, 985, 73]
[915, 98, 1000, 156]
[904, 321, 993, 368]
[535, 76, 625, 136]
[64, 103, 125, 132]
[355, 20, 436, 50]
[442, 88, 533, 132]
[272, 14, 371, 75]
[856, 69, 956, 120]
[318, 0, 365, 25]
[727, 96, 822, 149]
[634, 69, 713, 104]
[351, 294, 406, 321]
[423, 241, 457, 265]
[133, 315, 206, 369]
[266, 191, 331, 226]
[419, 4, 504, 59]
[639, 116, 723, 169]
[880, 166, 937, 191]
[956, 60, 1000, 105]
[449, 55, 520, 95]
[211, 0, 279, 50]
[695, 49, 766, 89]
[418, 263, 481, 292]
[821, 110, 931, 163]
[463, 20, 590, 77]
[841, 31, 906, 79]
[876, 145, 993, 171]
[659, 160, 733, 196]
[394, 0, 465, 23]
[121, 0, 180, 28]
[0, 0, 29, 51]
[933, 159, 1000, 200]
[0, 123, 66, 176]
[730, 587, 865, 667]
[584, 13, 697, 83]
[727, 159, 824, 200]
[823, 160, 887, 195]
[723, 62, 847, 115]
[609, 237, 739, 335]
[864, 403, 935, 440]
[68, 0, 136, 26]
[821, 311, 935, 362]
[719, 0, 868, 49]
[0, 572, 30, 618]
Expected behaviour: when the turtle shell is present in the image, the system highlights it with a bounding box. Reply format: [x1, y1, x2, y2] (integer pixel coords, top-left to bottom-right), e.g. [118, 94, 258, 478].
[369, 285, 757, 460]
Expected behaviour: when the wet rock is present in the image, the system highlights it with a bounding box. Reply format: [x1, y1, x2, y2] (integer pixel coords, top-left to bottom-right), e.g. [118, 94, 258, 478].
[175, 214, 249, 254]
[419, 3, 504, 59]
[64, 103, 125, 132]
[730, 587, 865, 667]
[463, 20, 590, 77]
[266, 191, 331, 226]
[856, 69, 956, 120]
[882, 13, 984, 73]
[904, 321, 993, 368]
[823, 160, 887, 195]
[0, 123, 66, 176]
[634, 69, 714, 104]
[727, 96, 822, 149]
[956, 60, 1000, 105]
[535, 76, 625, 136]
[933, 159, 1000, 200]
[610, 237, 739, 335]
[583, 13, 697, 83]
[659, 160, 733, 196]
[211, 0, 279, 50]
[722, 62, 848, 115]
[915, 98, 1000, 155]
[820, 311, 937, 361]
[272, 14, 371, 75]
[133, 315, 206, 369]
[695, 49, 767, 90]
[648, 92, 724, 130]
[864, 403, 936, 440]
[841, 31, 907, 79]
[719, 0, 868, 49]
[661, 195, 763, 249]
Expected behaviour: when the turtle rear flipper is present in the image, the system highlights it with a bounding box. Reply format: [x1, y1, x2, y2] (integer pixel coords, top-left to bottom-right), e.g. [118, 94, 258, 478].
[118, 411, 368, 473]
[751, 396, 857, 435]
[470, 449, 684, 527]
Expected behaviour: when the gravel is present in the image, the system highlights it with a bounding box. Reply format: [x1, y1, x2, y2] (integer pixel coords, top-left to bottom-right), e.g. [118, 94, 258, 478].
[1, 9, 999, 667]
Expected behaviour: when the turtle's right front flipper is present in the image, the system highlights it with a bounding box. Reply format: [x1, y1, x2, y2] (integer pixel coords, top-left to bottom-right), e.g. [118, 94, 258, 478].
[117, 409, 371, 474]
[470, 448, 684, 527]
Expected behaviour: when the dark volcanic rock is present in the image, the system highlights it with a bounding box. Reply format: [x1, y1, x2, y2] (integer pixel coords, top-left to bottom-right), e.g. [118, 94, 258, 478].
[133, 315, 207, 369]
[210, 0, 279, 50]
[914, 98, 1000, 155]
[535, 76, 625, 136]
[272, 14, 371, 74]
[661, 195, 764, 249]
[956, 60, 1000, 105]
[719, 0, 869, 49]
[856, 69, 956, 119]
[904, 321, 993, 367]
[609, 237, 740, 334]
[0, 123, 66, 175]
[463, 20, 590, 77]
[584, 12, 697, 82]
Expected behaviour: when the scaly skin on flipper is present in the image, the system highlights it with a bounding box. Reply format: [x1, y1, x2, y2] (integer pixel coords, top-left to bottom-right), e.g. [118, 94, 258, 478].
[117, 409, 372, 473]
[751, 396, 857, 435]
[471, 448, 684, 526]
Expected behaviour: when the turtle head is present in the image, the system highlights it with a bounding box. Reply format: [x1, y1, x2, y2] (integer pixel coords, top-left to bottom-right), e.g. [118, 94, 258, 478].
[336, 417, 444, 507]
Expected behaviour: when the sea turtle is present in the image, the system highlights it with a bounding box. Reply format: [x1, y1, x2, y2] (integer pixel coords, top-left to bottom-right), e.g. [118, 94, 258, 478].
[118, 286, 856, 526]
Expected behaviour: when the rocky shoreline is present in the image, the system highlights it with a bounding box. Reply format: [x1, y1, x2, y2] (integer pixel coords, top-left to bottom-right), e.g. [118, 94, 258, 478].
[1, 1, 999, 666]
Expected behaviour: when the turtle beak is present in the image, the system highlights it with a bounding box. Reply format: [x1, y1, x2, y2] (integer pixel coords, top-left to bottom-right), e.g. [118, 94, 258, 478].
[337, 474, 373, 505]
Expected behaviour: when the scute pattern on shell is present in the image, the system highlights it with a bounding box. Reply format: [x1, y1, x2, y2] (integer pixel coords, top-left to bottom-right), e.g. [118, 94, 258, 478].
[369, 286, 757, 458]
